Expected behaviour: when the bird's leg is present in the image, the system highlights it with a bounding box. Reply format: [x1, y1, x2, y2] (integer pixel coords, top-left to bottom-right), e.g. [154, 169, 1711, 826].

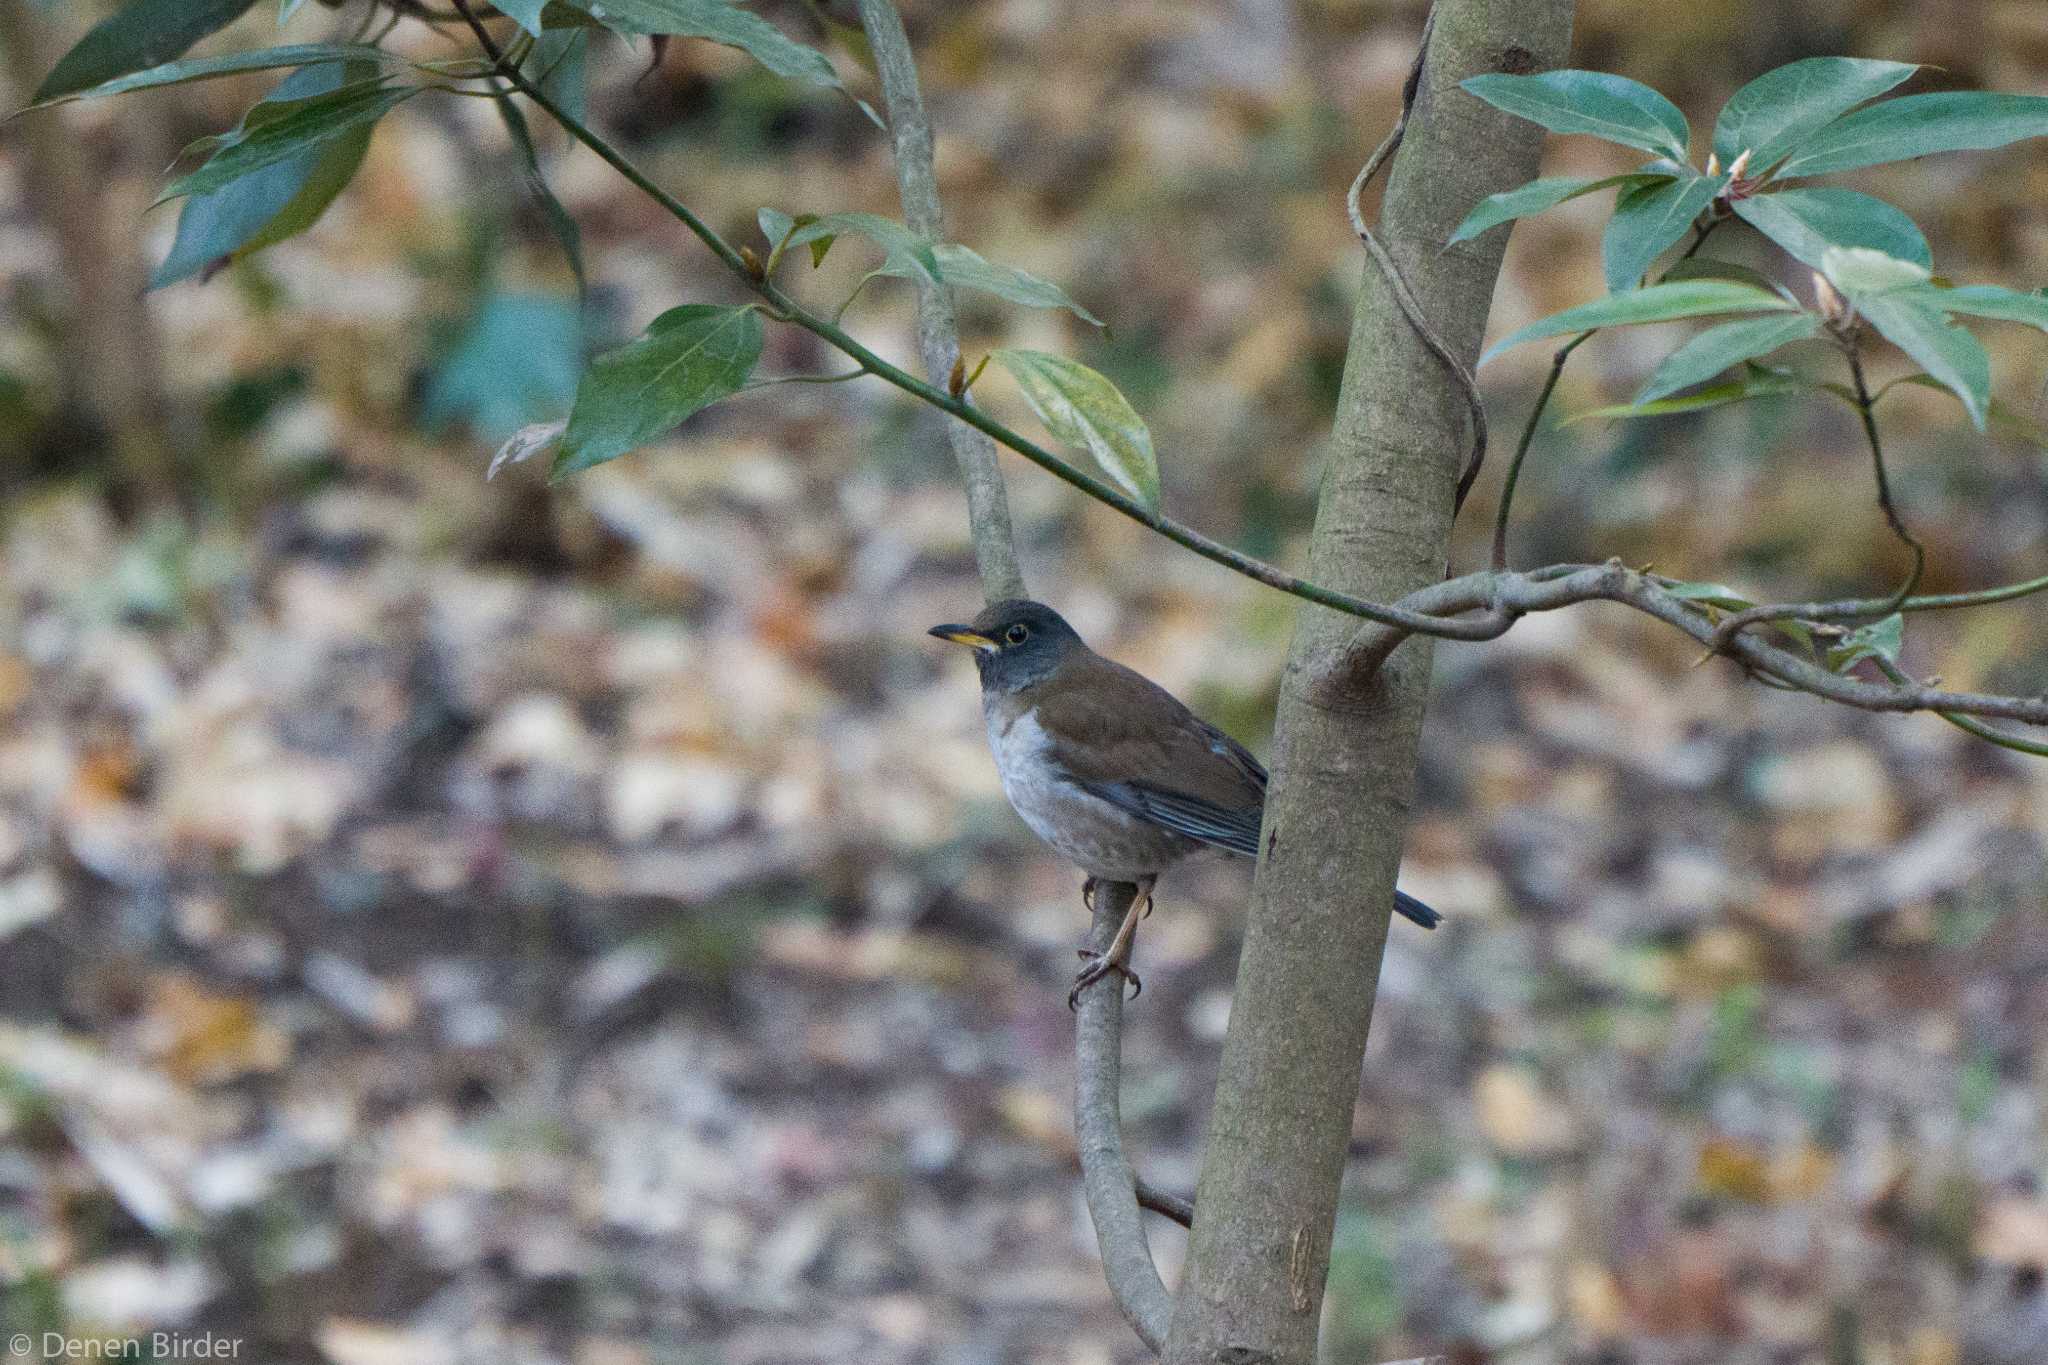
[1069, 876, 1154, 1010]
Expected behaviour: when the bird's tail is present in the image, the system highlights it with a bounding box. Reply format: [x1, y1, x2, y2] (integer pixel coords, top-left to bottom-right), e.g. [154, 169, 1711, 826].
[1394, 890, 1443, 930]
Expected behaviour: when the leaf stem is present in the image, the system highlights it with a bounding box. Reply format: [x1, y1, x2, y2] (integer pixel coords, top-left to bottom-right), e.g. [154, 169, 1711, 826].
[1873, 655, 2048, 756]
[1848, 344, 1925, 589]
[1489, 215, 1723, 573]
[1490, 330, 1588, 570]
[1706, 338, 1924, 652]
[734, 367, 872, 393]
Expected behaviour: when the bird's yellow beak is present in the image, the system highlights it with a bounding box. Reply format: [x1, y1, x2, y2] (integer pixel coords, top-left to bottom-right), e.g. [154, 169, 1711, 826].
[928, 624, 999, 652]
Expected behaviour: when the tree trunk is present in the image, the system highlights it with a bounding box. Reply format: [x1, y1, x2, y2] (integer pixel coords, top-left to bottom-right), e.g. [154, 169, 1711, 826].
[1163, 3, 1573, 1361]
[0, 0, 182, 510]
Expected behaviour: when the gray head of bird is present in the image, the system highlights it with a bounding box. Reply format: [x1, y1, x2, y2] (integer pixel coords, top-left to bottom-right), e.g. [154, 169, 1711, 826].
[927, 598, 1087, 693]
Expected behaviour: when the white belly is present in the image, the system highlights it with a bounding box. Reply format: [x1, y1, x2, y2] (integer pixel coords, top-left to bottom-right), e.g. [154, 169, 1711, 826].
[985, 705, 1191, 880]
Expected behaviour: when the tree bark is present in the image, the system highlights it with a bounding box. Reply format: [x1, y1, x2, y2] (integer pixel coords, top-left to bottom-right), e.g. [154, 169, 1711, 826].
[1162, 3, 1573, 1362]
[0, 0, 182, 509]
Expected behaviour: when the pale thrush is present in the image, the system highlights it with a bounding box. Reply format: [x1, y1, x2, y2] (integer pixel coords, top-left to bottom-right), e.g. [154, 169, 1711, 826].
[930, 599, 1440, 1004]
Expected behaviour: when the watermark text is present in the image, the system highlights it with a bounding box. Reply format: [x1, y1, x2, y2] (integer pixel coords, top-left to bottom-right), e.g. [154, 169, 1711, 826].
[7, 1332, 243, 1361]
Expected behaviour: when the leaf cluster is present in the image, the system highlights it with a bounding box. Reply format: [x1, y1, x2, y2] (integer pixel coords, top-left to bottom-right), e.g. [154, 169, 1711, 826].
[1458, 58, 2048, 429]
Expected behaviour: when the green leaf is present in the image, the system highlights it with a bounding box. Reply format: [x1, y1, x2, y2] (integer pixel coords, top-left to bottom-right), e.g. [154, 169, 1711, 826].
[1815, 246, 1991, 427]
[29, 43, 400, 105]
[556, 304, 764, 476]
[1660, 577, 1814, 650]
[536, 2, 619, 29]
[424, 292, 583, 442]
[1447, 173, 1669, 246]
[1461, 70, 1690, 161]
[1602, 173, 1724, 292]
[495, 92, 584, 296]
[759, 207, 796, 247]
[497, 0, 551, 33]
[279, 0, 310, 21]
[526, 27, 589, 124]
[1857, 290, 1991, 430]
[1826, 613, 1904, 672]
[1567, 373, 1815, 424]
[563, 0, 854, 100]
[1658, 256, 1799, 299]
[149, 62, 377, 288]
[1885, 374, 2048, 446]
[1731, 188, 1930, 271]
[780, 212, 938, 282]
[487, 420, 568, 480]
[874, 243, 1101, 325]
[1481, 281, 1796, 365]
[801, 0, 874, 73]
[158, 78, 415, 203]
[1777, 92, 2048, 178]
[1662, 580, 1756, 610]
[35, 0, 260, 102]
[1924, 284, 2048, 333]
[1819, 244, 1930, 295]
[933, 245, 1099, 323]
[993, 349, 1159, 512]
[1712, 58, 1919, 169]
[1633, 313, 1822, 405]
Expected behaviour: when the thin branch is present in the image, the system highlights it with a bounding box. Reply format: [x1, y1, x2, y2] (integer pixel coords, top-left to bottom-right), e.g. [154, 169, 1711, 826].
[1332, 560, 2048, 731]
[1488, 218, 1724, 574]
[1073, 881, 1174, 1352]
[1346, 8, 1489, 514]
[1490, 331, 1589, 570]
[1709, 338, 1925, 653]
[1135, 1179, 1195, 1228]
[446, 0, 513, 67]
[854, 0, 1026, 603]
[1689, 569, 2048, 632]
[1873, 656, 2048, 757]
[1548, 566, 2048, 725]
[1849, 345, 1923, 575]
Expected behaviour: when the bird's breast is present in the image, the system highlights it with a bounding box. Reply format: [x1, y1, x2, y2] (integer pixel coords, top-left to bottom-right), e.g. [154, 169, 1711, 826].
[983, 702, 1191, 881]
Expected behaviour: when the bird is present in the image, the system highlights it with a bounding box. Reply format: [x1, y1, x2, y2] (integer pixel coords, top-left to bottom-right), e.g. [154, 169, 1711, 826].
[928, 598, 1441, 1006]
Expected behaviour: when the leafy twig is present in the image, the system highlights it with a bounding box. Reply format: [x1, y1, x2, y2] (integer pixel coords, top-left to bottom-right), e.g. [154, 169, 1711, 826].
[442, 1, 2048, 758]
[1352, 560, 2048, 729]
[449, 0, 1493, 640]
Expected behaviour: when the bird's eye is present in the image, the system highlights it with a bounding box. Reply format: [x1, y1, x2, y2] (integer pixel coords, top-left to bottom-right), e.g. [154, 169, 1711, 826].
[1005, 623, 1029, 645]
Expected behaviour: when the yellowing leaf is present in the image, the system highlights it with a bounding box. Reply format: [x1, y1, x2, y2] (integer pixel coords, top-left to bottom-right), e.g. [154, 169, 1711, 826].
[993, 349, 1159, 513]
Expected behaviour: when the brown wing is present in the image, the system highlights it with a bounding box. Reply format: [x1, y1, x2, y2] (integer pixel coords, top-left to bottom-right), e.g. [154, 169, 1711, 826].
[1023, 652, 1267, 856]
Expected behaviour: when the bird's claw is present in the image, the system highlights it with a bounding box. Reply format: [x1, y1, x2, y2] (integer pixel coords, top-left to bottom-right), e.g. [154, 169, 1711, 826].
[1081, 876, 1098, 913]
[1068, 948, 1141, 1010]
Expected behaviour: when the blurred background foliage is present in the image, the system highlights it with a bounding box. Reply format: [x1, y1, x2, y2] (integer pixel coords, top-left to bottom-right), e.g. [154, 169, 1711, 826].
[4, 1, 2048, 1363]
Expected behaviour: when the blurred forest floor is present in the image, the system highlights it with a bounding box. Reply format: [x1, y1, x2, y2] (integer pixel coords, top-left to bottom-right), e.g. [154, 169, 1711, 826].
[6, 1, 2048, 1362]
